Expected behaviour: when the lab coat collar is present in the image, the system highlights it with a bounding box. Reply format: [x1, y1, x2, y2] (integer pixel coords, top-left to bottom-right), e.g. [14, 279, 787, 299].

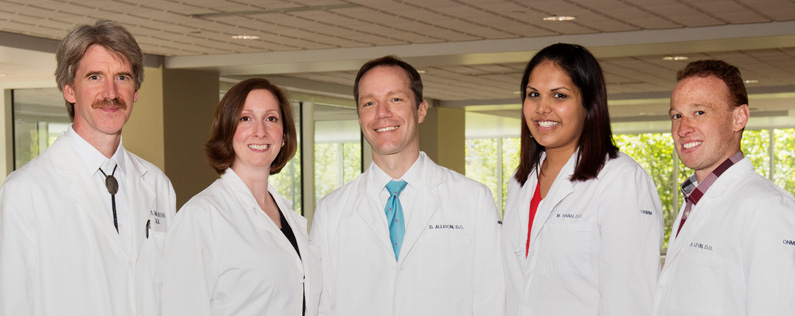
[662, 157, 753, 272]
[220, 168, 305, 268]
[52, 135, 153, 261]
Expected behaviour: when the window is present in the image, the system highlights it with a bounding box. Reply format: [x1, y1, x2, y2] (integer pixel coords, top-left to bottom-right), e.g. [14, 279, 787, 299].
[12, 88, 69, 169]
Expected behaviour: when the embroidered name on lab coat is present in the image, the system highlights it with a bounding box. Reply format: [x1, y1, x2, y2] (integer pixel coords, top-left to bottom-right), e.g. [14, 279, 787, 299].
[689, 242, 713, 251]
[556, 213, 581, 219]
[784, 240, 795, 246]
[640, 210, 653, 215]
[428, 224, 464, 230]
[149, 210, 168, 232]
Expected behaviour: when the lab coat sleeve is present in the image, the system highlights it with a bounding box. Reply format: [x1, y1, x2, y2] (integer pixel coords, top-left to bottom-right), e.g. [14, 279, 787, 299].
[743, 195, 795, 314]
[472, 185, 506, 316]
[0, 180, 36, 316]
[309, 197, 335, 316]
[161, 204, 216, 316]
[596, 163, 663, 316]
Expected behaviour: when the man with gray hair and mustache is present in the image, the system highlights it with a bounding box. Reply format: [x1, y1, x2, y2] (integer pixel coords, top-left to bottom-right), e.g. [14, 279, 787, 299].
[0, 20, 176, 316]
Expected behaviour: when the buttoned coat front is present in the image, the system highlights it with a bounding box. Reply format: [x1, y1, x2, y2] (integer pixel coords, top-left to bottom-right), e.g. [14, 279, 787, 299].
[0, 134, 176, 316]
[310, 152, 505, 316]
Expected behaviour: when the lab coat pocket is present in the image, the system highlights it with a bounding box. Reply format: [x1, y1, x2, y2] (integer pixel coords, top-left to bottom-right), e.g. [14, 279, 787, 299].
[415, 237, 472, 315]
[536, 223, 591, 276]
[667, 252, 726, 315]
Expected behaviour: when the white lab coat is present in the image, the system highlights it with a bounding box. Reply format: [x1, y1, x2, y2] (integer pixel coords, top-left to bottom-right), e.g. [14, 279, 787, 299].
[653, 158, 795, 316]
[161, 168, 321, 316]
[502, 152, 663, 316]
[0, 134, 176, 316]
[310, 152, 505, 316]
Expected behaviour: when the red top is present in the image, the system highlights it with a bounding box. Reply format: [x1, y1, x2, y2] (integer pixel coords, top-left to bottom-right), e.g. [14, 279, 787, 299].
[526, 182, 542, 257]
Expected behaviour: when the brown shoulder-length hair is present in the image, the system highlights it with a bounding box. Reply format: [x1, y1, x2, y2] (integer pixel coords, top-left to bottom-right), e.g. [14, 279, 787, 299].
[205, 78, 297, 175]
[514, 43, 618, 186]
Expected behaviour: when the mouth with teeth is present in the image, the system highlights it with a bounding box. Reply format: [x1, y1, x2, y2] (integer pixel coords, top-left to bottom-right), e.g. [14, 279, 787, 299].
[248, 144, 270, 150]
[682, 141, 702, 150]
[375, 126, 399, 132]
[536, 120, 559, 128]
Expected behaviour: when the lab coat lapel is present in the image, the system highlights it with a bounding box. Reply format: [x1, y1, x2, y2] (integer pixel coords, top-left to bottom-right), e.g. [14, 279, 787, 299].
[528, 153, 576, 248]
[52, 137, 127, 256]
[398, 156, 440, 263]
[271, 184, 305, 272]
[355, 166, 394, 253]
[126, 153, 155, 261]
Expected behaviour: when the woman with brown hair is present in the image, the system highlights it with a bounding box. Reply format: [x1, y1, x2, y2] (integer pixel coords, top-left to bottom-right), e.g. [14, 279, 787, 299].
[162, 78, 319, 316]
[502, 43, 663, 316]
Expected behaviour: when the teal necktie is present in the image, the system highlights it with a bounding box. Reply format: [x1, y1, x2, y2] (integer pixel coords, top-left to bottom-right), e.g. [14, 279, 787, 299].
[385, 180, 407, 261]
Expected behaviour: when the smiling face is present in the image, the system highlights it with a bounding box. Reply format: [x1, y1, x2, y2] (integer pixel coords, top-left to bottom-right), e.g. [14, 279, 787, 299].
[670, 75, 748, 182]
[64, 44, 138, 142]
[231, 89, 284, 175]
[357, 65, 428, 162]
[523, 60, 586, 157]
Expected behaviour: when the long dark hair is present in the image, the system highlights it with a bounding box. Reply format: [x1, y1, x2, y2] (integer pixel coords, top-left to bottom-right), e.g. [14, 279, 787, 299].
[514, 43, 618, 185]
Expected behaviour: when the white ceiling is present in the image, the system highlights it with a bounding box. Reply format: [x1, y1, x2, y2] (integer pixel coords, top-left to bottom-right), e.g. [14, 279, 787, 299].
[1, 0, 795, 123]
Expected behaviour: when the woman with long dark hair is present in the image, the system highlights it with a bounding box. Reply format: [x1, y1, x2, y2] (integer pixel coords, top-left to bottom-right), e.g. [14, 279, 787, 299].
[502, 43, 663, 315]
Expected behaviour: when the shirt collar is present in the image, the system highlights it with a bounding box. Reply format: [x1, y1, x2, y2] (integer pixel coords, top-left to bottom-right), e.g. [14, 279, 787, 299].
[681, 151, 743, 205]
[65, 124, 127, 177]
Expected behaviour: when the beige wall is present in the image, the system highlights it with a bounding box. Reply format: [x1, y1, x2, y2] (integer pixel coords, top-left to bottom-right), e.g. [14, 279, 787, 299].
[162, 69, 220, 208]
[419, 103, 465, 174]
[123, 66, 165, 170]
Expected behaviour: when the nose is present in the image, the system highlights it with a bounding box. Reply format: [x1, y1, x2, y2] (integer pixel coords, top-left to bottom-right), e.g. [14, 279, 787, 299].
[676, 117, 694, 137]
[102, 78, 119, 100]
[253, 119, 267, 138]
[535, 97, 551, 115]
[375, 102, 392, 118]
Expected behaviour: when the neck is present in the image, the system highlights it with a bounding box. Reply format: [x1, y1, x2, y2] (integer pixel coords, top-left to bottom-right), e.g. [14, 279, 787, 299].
[73, 124, 121, 158]
[372, 150, 420, 179]
[542, 146, 576, 173]
[233, 166, 271, 205]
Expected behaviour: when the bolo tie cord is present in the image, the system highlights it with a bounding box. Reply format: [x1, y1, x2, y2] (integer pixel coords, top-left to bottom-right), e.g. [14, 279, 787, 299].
[99, 164, 119, 233]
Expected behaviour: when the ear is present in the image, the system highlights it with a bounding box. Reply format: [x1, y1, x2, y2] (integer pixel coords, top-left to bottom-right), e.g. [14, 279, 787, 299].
[133, 89, 139, 103]
[417, 100, 428, 124]
[732, 104, 749, 133]
[63, 84, 77, 104]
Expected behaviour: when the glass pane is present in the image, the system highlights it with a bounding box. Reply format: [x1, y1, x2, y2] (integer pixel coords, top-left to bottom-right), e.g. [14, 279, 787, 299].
[465, 138, 499, 208]
[774, 128, 795, 196]
[615, 133, 676, 252]
[269, 102, 303, 215]
[501, 137, 521, 211]
[741, 129, 770, 177]
[314, 104, 361, 202]
[12, 88, 70, 169]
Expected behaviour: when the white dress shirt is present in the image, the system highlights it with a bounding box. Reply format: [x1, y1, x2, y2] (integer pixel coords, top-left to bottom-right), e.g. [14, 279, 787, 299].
[66, 125, 132, 255]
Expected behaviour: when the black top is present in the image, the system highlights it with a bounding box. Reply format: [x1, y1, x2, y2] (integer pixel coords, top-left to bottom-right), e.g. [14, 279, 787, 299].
[277, 206, 305, 315]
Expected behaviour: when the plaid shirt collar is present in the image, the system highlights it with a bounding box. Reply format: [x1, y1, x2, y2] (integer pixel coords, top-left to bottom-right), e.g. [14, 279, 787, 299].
[681, 151, 744, 205]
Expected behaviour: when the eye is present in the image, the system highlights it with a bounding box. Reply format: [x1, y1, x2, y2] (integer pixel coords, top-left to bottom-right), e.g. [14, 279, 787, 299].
[671, 113, 681, 120]
[695, 111, 705, 116]
[267, 115, 279, 122]
[88, 75, 100, 80]
[391, 97, 402, 102]
[361, 101, 374, 107]
[553, 93, 567, 99]
[240, 115, 251, 122]
[526, 91, 540, 98]
[117, 75, 130, 81]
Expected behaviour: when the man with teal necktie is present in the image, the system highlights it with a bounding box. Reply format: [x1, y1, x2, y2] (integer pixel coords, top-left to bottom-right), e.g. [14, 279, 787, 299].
[310, 56, 505, 316]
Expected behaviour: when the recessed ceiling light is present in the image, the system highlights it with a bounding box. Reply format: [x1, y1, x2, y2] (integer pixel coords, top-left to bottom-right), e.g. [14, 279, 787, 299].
[417, 70, 427, 74]
[231, 35, 260, 40]
[662, 56, 689, 61]
[744, 79, 758, 84]
[543, 15, 576, 21]
[513, 90, 521, 95]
